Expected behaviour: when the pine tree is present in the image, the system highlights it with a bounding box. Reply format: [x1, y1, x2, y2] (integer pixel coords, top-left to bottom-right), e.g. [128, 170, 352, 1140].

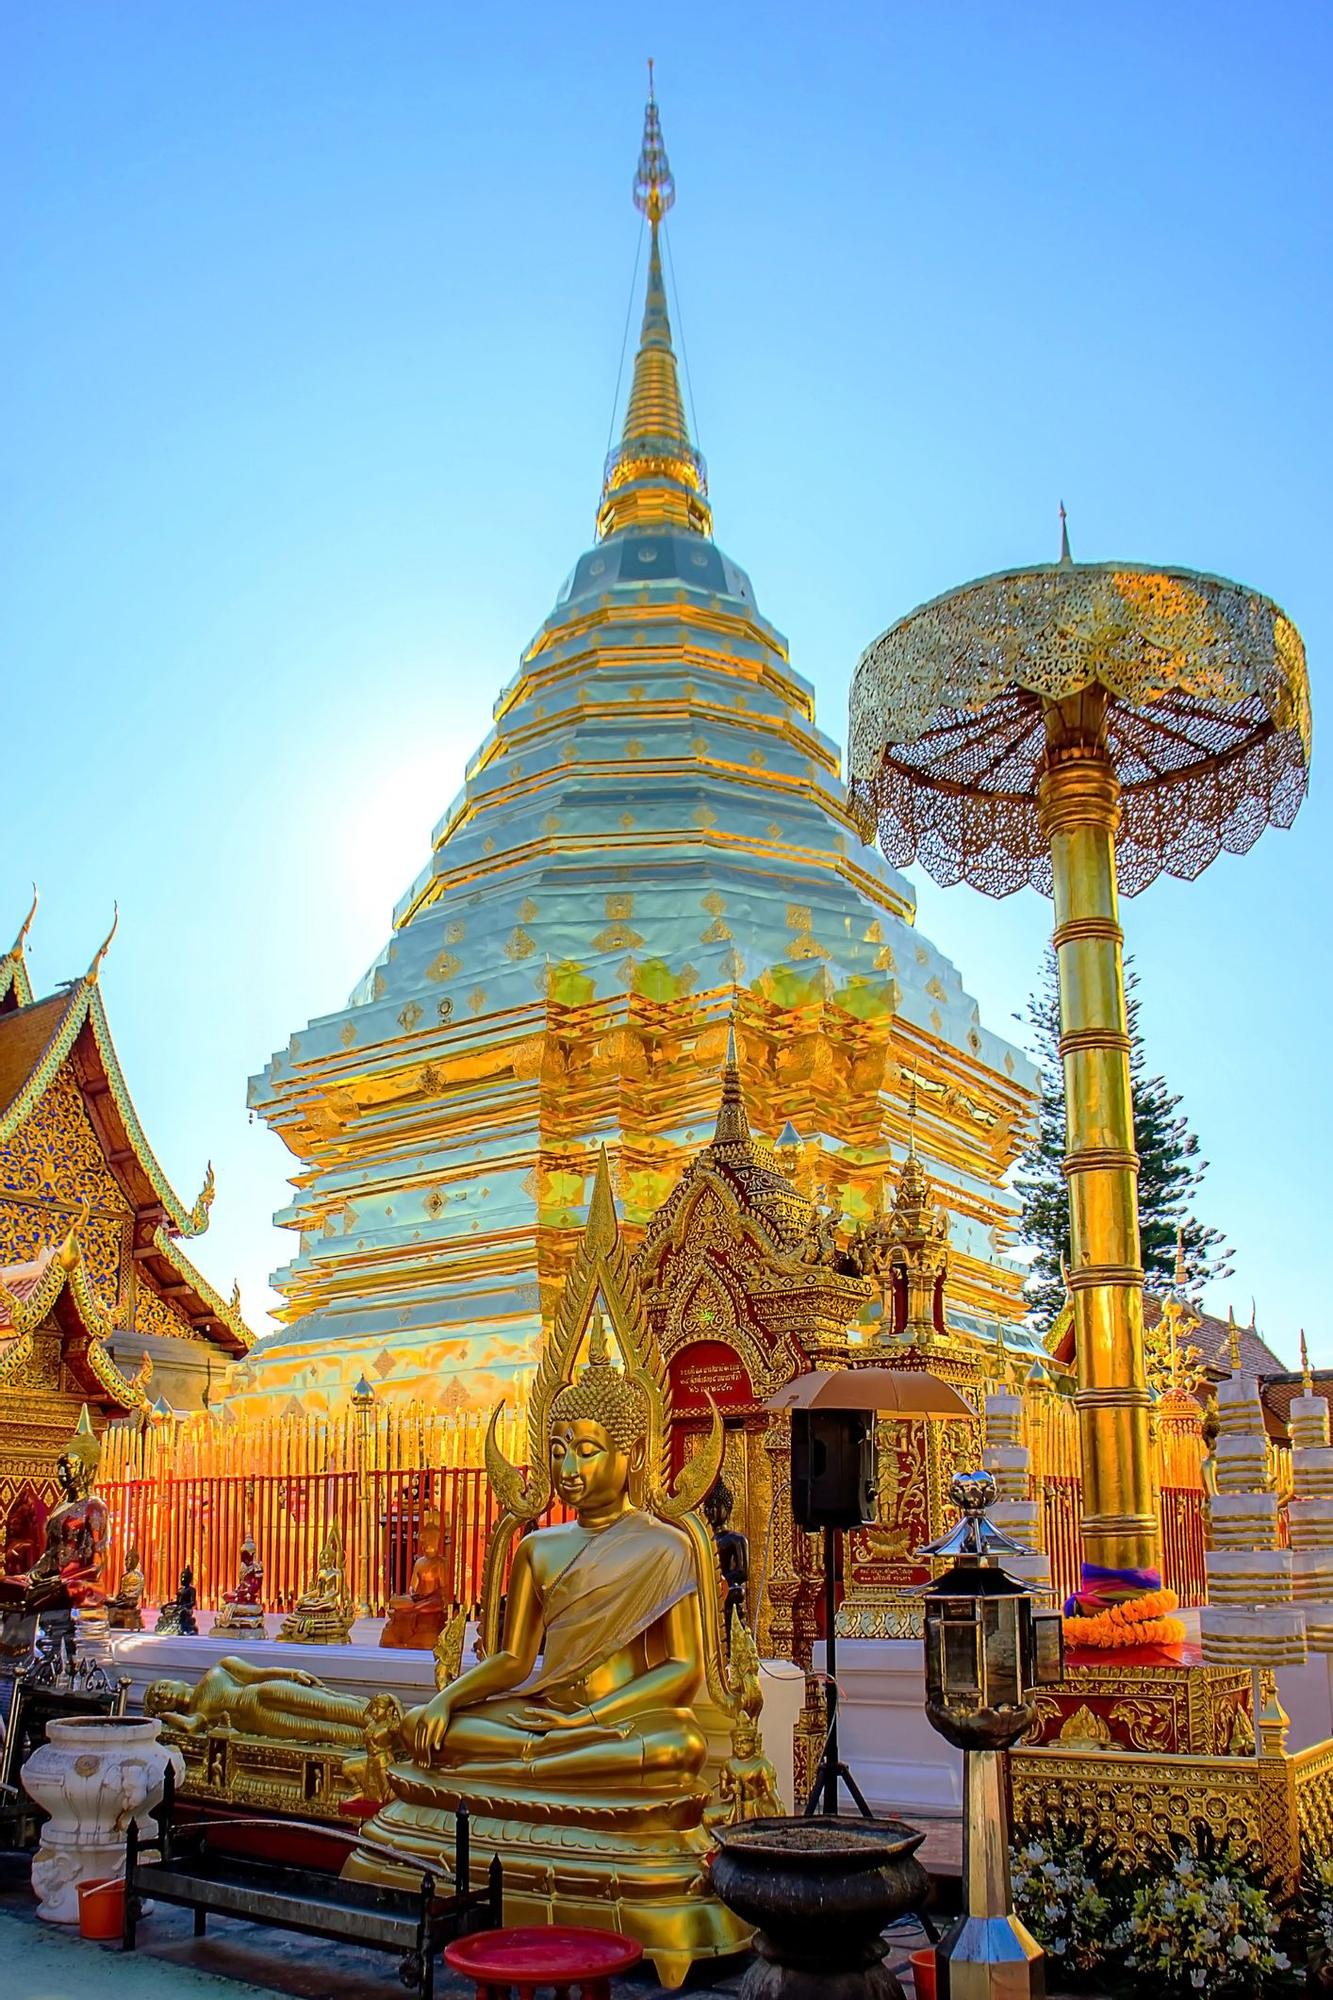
[1015, 946, 1233, 1331]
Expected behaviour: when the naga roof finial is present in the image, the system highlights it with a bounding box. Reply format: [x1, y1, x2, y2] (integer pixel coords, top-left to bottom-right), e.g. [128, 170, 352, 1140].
[87, 903, 119, 981]
[9, 885, 38, 958]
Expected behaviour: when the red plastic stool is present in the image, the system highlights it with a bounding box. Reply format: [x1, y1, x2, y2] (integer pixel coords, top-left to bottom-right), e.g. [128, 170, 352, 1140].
[444, 1924, 643, 1999]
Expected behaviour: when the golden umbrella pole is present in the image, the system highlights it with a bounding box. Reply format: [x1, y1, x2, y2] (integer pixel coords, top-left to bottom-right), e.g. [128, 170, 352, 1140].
[847, 544, 1311, 1607]
[1037, 690, 1155, 1574]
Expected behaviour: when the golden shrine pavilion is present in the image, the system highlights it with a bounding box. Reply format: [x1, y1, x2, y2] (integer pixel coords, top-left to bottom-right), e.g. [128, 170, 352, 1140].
[0, 900, 251, 1562]
[242, 84, 1037, 1414]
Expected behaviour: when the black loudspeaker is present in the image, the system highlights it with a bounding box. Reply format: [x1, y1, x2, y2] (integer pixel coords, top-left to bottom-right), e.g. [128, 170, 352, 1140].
[790, 1409, 878, 1530]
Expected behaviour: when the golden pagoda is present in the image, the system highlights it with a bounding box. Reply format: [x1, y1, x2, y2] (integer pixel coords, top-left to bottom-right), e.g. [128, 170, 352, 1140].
[243, 81, 1036, 1414]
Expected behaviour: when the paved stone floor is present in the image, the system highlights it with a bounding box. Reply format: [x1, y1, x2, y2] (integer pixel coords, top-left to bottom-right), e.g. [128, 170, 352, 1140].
[0, 1860, 1101, 1999]
[0, 1891, 940, 1998]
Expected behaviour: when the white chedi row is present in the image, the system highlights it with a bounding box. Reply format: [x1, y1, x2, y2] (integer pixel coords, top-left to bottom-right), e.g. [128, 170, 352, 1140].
[1288, 1381, 1333, 1653]
[982, 1388, 1051, 1595]
[1201, 1369, 1306, 1669]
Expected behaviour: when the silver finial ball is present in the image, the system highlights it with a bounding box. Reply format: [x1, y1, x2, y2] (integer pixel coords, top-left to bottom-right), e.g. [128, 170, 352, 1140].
[949, 1469, 996, 1517]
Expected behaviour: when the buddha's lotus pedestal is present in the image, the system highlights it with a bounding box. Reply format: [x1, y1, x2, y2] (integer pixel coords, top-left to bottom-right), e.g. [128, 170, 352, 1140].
[346, 1777, 752, 1990]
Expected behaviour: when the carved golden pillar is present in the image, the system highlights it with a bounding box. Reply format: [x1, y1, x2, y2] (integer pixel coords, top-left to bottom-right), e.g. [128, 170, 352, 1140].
[761, 1412, 804, 1665]
[1036, 690, 1156, 1577]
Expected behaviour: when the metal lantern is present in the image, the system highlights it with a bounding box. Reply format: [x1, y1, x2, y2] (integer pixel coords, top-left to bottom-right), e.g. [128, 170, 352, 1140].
[920, 1470, 1064, 2000]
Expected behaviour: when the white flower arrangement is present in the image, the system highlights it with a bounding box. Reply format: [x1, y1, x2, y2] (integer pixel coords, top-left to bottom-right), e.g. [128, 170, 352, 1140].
[1112, 1831, 1293, 1997]
[1010, 1823, 1115, 1981]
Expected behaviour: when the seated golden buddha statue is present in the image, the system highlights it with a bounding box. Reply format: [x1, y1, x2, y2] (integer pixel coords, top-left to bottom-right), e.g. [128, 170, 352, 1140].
[380, 1506, 450, 1651]
[278, 1525, 353, 1644]
[212, 1535, 266, 1638]
[403, 1323, 708, 1797]
[106, 1547, 146, 1631]
[346, 1152, 763, 1988]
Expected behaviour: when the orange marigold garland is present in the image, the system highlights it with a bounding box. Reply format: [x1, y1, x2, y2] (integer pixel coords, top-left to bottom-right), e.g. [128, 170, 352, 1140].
[1064, 1586, 1184, 1650]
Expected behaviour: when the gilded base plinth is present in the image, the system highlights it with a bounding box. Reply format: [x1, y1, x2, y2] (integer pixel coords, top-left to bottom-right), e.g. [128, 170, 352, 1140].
[162, 1723, 360, 1822]
[1026, 1647, 1250, 1755]
[211, 1605, 267, 1641]
[1009, 1735, 1333, 1895]
[346, 1789, 753, 1989]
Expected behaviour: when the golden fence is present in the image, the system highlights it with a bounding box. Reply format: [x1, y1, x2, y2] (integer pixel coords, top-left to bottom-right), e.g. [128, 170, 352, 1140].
[98, 1399, 530, 1617]
[90, 1378, 1210, 1623]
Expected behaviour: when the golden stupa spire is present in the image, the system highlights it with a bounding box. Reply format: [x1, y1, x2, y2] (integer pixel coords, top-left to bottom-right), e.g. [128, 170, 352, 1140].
[1301, 1328, 1313, 1397]
[712, 1019, 751, 1147]
[597, 66, 712, 541]
[1227, 1305, 1242, 1373]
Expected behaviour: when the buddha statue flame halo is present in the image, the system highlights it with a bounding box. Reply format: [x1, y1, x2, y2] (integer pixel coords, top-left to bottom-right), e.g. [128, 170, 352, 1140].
[484, 1148, 723, 1538]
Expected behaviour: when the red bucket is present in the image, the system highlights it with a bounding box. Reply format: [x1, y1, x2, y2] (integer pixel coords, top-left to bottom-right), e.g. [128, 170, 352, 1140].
[909, 1946, 938, 1999]
[77, 1875, 125, 1941]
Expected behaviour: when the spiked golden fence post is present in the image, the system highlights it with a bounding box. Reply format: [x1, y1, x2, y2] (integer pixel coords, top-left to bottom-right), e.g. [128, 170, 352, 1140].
[849, 539, 1310, 1599]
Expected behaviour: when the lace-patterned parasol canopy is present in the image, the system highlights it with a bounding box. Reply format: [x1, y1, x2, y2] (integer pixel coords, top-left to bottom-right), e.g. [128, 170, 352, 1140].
[847, 559, 1311, 897]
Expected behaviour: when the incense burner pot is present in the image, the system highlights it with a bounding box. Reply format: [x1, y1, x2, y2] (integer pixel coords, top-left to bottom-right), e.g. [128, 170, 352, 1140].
[710, 1815, 928, 1999]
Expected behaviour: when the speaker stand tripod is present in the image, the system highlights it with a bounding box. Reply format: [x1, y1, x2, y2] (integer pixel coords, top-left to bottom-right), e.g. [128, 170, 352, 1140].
[802, 1525, 874, 1819]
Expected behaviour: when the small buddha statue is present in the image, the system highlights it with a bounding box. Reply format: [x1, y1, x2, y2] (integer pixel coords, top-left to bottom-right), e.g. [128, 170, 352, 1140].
[156, 1566, 199, 1636]
[0, 1407, 108, 1671]
[0, 1406, 107, 1619]
[278, 1526, 353, 1645]
[106, 1548, 146, 1631]
[704, 1621, 782, 1828]
[703, 1478, 749, 1640]
[380, 1506, 450, 1650]
[212, 1536, 266, 1638]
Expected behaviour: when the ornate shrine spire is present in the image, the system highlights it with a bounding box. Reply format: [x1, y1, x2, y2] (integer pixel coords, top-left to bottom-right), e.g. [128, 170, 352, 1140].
[596, 70, 711, 541]
[712, 1023, 751, 1147]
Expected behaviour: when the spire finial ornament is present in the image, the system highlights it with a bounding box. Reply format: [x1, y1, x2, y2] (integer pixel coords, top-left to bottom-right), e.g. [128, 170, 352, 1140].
[1301, 1328, 1313, 1398]
[713, 1017, 751, 1147]
[598, 75, 710, 540]
[1173, 1223, 1187, 1289]
[633, 59, 674, 224]
[1227, 1305, 1242, 1374]
[1058, 500, 1072, 566]
[906, 1063, 920, 1157]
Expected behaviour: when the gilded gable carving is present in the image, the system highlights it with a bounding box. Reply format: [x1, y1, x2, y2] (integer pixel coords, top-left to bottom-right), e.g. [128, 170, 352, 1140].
[133, 1278, 195, 1343]
[0, 1197, 126, 1318]
[1, 1066, 131, 1215]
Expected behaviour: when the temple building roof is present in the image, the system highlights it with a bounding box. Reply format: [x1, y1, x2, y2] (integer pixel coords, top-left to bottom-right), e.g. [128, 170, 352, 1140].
[0, 903, 252, 1371]
[244, 82, 1037, 1412]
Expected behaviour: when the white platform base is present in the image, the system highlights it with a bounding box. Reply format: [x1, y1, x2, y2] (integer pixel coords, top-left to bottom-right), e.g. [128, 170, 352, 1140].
[813, 1638, 961, 1815]
[109, 1622, 803, 1813]
[109, 1618, 449, 1712]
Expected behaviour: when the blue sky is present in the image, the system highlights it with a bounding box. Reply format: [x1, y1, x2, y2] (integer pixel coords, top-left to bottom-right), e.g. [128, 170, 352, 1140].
[3, 3, 1328, 1361]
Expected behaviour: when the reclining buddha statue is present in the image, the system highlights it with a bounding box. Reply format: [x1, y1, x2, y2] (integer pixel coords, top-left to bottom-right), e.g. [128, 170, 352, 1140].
[346, 1151, 763, 1987]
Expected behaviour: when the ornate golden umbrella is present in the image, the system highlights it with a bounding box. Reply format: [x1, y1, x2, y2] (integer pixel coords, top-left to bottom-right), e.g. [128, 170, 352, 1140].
[848, 537, 1311, 1593]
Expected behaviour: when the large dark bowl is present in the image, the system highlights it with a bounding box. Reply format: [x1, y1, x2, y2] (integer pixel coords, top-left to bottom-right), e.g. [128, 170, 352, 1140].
[710, 1815, 929, 1971]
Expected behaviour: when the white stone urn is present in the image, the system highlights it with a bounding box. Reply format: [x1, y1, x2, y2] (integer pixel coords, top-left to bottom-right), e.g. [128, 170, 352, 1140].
[21, 1713, 183, 1923]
